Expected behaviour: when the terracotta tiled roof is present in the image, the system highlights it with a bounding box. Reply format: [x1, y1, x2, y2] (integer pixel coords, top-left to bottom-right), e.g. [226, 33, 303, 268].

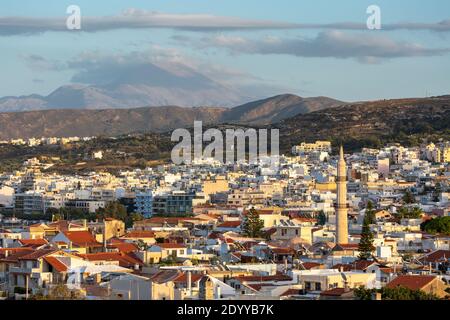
[150, 270, 181, 284]
[333, 260, 377, 271]
[122, 231, 156, 239]
[173, 273, 204, 284]
[300, 262, 323, 270]
[216, 221, 241, 228]
[271, 247, 295, 255]
[43, 256, 68, 272]
[63, 230, 101, 247]
[386, 275, 437, 291]
[49, 220, 83, 231]
[0, 248, 34, 262]
[320, 288, 353, 296]
[107, 240, 139, 253]
[18, 249, 58, 261]
[333, 243, 359, 251]
[19, 238, 48, 247]
[419, 250, 450, 263]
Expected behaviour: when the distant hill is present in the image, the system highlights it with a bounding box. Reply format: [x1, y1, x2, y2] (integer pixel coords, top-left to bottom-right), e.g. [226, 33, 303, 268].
[276, 96, 450, 151]
[221, 94, 343, 124]
[0, 94, 342, 139]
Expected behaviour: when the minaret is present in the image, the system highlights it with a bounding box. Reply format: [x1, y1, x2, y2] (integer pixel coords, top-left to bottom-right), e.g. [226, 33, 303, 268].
[336, 145, 349, 244]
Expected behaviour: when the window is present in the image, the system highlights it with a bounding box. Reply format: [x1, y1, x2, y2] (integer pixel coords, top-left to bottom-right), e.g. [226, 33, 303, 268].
[305, 282, 311, 290]
[315, 283, 321, 291]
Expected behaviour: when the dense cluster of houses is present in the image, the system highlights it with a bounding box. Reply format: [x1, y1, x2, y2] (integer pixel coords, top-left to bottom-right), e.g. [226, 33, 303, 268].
[0, 141, 449, 300]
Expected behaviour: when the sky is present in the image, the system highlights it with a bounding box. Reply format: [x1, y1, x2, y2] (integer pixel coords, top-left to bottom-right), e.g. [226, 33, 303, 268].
[1, 0, 450, 102]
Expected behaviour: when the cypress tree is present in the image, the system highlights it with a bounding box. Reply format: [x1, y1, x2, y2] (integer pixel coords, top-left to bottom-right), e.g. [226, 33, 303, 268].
[242, 207, 265, 238]
[358, 214, 375, 260]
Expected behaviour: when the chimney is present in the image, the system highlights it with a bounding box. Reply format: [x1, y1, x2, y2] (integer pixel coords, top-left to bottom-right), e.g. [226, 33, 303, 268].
[83, 219, 87, 229]
[5, 250, 8, 258]
[215, 285, 222, 299]
[187, 271, 192, 296]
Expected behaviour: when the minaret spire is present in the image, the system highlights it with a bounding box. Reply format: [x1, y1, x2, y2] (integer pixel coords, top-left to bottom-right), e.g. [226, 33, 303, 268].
[336, 145, 349, 244]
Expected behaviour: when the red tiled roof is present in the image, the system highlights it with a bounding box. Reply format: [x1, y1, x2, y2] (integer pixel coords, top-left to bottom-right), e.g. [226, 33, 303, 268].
[19, 238, 48, 247]
[419, 250, 450, 263]
[173, 273, 204, 283]
[333, 260, 377, 271]
[49, 220, 83, 231]
[333, 243, 359, 251]
[18, 249, 58, 261]
[386, 275, 437, 291]
[122, 231, 156, 239]
[320, 288, 353, 296]
[301, 262, 323, 270]
[62, 230, 101, 247]
[216, 221, 241, 228]
[150, 269, 181, 284]
[43, 256, 68, 272]
[0, 248, 34, 262]
[107, 241, 139, 253]
[271, 247, 295, 255]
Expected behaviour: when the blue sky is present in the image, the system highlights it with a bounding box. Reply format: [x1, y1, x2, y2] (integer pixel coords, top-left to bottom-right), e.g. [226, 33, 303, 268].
[1, 0, 450, 101]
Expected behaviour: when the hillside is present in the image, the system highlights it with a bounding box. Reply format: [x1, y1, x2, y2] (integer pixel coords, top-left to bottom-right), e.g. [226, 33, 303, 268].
[220, 94, 343, 124]
[0, 94, 341, 139]
[277, 96, 450, 151]
[0, 95, 448, 173]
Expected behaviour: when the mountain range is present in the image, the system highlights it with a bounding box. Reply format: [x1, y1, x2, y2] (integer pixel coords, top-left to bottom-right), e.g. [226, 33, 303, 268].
[0, 61, 251, 112]
[0, 94, 344, 140]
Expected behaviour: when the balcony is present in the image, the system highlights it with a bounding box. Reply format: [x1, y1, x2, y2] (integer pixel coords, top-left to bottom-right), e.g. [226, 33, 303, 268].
[9, 267, 41, 275]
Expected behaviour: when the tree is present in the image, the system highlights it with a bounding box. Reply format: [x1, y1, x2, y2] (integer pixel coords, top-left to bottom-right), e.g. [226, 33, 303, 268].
[397, 206, 423, 219]
[317, 211, 327, 226]
[358, 214, 375, 260]
[95, 201, 128, 222]
[354, 286, 439, 300]
[242, 207, 265, 238]
[433, 182, 442, 202]
[30, 284, 84, 300]
[124, 212, 144, 229]
[421, 216, 450, 235]
[364, 201, 376, 225]
[402, 190, 416, 204]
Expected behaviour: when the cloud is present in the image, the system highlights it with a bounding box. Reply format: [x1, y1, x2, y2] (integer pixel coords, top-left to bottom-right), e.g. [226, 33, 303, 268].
[0, 9, 449, 36]
[21, 54, 64, 71]
[195, 31, 450, 62]
[0, 9, 299, 36]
